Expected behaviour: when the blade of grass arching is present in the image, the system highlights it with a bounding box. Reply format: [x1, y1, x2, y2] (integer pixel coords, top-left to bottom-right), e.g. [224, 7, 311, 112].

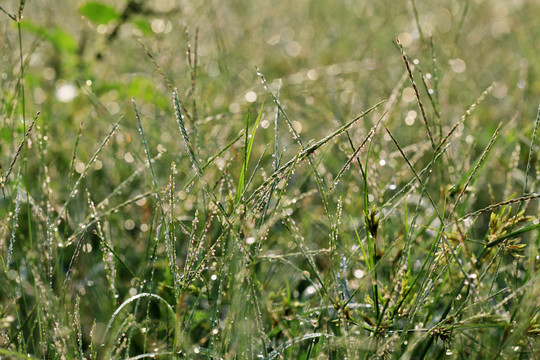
[237, 102, 264, 204]
[452, 122, 502, 214]
[329, 111, 387, 192]
[397, 39, 436, 150]
[100, 293, 176, 347]
[265, 333, 334, 360]
[55, 118, 122, 222]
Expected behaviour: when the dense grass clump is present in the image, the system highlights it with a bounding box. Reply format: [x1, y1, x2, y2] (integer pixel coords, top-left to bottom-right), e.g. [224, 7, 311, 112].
[1, 0, 539, 358]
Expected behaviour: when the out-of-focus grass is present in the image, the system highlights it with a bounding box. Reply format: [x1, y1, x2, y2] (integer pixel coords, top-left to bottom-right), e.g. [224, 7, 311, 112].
[1, 0, 539, 358]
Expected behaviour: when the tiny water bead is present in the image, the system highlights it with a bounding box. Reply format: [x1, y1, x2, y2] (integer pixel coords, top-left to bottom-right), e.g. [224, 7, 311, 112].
[245, 91, 257, 103]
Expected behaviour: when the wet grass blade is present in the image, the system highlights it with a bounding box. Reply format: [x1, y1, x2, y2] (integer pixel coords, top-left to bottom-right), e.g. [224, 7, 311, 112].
[237, 102, 263, 203]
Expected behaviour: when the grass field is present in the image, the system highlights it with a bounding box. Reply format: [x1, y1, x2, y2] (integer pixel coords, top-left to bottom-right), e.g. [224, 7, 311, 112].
[1, 0, 539, 358]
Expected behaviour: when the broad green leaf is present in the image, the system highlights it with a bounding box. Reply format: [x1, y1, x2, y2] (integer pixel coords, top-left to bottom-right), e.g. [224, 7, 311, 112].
[19, 21, 77, 53]
[133, 17, 153, 36]
[79, 2, 120, 25]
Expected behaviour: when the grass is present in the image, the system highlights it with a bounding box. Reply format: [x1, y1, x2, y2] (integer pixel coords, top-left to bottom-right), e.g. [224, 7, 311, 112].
[1, 0, 539, 358]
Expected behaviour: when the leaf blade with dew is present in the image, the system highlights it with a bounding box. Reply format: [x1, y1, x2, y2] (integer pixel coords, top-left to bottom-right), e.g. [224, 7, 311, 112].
[237, 101, 264, 204]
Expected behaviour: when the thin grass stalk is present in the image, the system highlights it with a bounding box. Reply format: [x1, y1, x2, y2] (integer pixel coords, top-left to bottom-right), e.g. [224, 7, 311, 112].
[256, 67, 332, 215]
[2, 118, 36, 190]
[397, 39, 436, 150]
[247, 99, 385, 203]
[456, 192, 540, 222]
[87, 190, 117, 302]
[258, 85, 282, 227]
[173, 89, 202, 179]
[452, 122, 502, 213]
[5, 169, 22, 267]
[384, 125, 442, 220]
[330, 111, 387, 191]
[68, 120, 84, 188]
[56, 118, 121, 222]
[522, 105, 539, 195]
[132, 100, 164, 211]
[182, 129, 245, 191]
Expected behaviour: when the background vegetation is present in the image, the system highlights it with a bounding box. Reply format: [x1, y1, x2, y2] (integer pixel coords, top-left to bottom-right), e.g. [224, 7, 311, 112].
[1, 0, 539, 358]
